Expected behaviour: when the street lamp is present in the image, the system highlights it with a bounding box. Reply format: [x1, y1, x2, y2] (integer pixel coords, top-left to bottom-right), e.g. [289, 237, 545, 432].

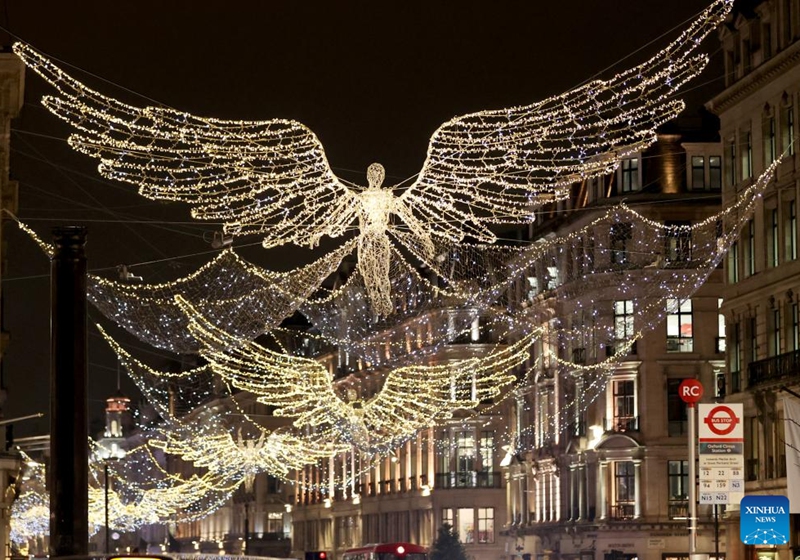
[96, 443, 126, 554]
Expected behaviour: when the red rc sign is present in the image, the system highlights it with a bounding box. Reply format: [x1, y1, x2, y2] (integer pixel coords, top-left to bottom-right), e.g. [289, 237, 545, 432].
[678, 378, 703, 405]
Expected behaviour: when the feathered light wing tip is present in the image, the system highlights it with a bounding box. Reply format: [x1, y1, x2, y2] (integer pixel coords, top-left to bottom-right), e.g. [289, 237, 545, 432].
[405, 0, 732, 240]
[14, 41, 354, 247]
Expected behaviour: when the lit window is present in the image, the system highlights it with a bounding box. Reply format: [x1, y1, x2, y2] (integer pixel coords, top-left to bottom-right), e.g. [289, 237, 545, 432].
[458, 507, 474, 544]
[613, 300, 634, 342]
[717, 298, 726, 354]
[611, 461, 635, 519]
[611, 378, 637, 432]
[666, 299, 693, 352]
[621, 158, 639, 192]
[477, 508, 494, 544]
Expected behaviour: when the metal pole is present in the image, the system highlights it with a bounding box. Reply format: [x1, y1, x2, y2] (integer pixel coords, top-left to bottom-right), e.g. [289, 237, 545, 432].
[105, 462, 110, 555]
[50, 226, 88, 558]
[244, 501, 249, 554]
[689, 401, 697, 556]
[714, 504, 719, 560]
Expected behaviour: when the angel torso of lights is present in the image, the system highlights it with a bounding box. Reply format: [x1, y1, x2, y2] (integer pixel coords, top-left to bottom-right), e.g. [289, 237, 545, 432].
[357, 163, 394, 233]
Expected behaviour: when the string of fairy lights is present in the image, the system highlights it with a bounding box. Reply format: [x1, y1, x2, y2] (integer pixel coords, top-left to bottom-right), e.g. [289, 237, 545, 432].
[12, 0, 731, 315]
[8, 0, 748, 543]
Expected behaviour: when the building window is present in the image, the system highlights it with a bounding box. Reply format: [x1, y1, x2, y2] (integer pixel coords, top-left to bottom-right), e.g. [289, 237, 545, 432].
[745, 416, 760, 481]
[477, 508, 494, 544]
[610, 223, 632, 266]
[782, 101, 795, 156]
[793, 303, 799, 351]
[742, 131, 753, 179]
[717, 298, 726, 354]
[614, 300, 634, 343]
[785, 0, 794, 45]
[728, 138, 737, 186]
[691, 156, 705, 189]
[610, 378, 637, 432]
[667, 379, 688, 436]
[772, 308, 782, 356]
[665, 221, 692, 264]
[709, 155, 722, 189]
[621, 158, 639, 192]
[480, 431, 494, 474]
[611, 461, 636, 519]
[457, 507, 474, 544]
[786, 200, 797, 261]
[667, 299, 693, 352]
[668, 460, 689, 520]
[764, 115, 777, 165]
[456, 431, 476, 480]
[442, 508, 454, 527]
[728, 241, 739, 283]
[750, 316, 758, 363]
[745, 219, 756, 276]
[769, 208, 780, 268]
[731, 322, 742, 393]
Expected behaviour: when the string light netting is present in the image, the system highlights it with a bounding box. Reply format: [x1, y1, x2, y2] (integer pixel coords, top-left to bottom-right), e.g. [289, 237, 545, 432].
[87, 240, 355, 353]
[12, 0, 732, 314]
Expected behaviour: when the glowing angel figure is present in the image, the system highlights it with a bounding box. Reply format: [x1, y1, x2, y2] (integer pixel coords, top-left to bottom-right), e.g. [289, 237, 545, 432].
[13, 0, 732, 315]
[175, 295, 537, 453]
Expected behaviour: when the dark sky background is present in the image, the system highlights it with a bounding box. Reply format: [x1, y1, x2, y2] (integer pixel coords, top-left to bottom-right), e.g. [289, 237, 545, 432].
[0, 0, 726, 440]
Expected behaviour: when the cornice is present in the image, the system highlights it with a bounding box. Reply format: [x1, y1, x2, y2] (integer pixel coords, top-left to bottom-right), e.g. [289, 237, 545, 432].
[707, 43, 800, 115]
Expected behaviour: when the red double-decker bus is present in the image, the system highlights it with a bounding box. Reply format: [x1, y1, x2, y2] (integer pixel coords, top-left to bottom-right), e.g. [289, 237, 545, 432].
[342, 542, 428, 560]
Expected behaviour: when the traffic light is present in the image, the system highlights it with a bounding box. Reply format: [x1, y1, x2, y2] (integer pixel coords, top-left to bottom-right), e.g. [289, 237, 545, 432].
[305, 553, 327, 560]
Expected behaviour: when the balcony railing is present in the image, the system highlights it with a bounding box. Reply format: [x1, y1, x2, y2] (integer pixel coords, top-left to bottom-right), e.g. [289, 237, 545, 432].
[609, 503, 635, 520]
[748, 348, 800, 387]
[666, 337, 694, 353]
[435, 471, 502, 489]
[668, 501, 689, 520]
[605, 416, 639, 432]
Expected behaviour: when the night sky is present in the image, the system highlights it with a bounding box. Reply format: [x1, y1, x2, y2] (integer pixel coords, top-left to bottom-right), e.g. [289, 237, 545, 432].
[0, 0, 724, 439]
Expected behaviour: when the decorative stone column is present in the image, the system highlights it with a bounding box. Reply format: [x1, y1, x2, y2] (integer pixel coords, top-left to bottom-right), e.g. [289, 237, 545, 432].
[598, 461, 608, 520]
[633, 459, 642, 519]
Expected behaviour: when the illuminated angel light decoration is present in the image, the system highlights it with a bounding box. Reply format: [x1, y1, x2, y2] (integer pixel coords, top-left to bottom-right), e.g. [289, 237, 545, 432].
[13, 0, 732, 315]
[10, 444, 241, 544]
[171, 295, 536, 453]
[97, 323, 349, 475]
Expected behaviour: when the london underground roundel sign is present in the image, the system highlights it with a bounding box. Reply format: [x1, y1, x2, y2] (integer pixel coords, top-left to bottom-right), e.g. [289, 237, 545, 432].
[703, 404, 740, 436]
[678, 378, 703, 405]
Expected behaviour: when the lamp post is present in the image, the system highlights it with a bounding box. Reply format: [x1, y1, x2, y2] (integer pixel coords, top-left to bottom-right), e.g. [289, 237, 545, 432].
[97, 445, 126, 554]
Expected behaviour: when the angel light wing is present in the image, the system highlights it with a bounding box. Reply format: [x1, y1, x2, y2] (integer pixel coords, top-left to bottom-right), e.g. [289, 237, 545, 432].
[12, 42, 358, 249]
[401, 0, 733, 243]
[361, 330, 536, 439]
[175, 295, 347, 429]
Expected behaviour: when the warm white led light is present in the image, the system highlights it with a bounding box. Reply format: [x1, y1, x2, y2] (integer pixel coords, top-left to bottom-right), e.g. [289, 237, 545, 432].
[12, 0, 732, 313]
